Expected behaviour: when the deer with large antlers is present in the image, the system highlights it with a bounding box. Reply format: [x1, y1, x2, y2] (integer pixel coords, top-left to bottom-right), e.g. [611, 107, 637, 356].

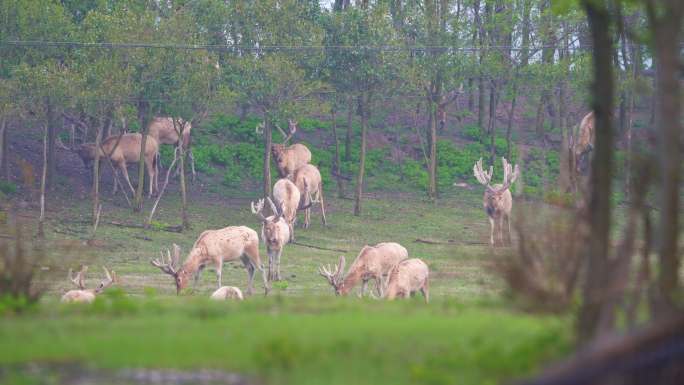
[62, 133, 159, 198]
[319, 242, 408, 297]
[292, 164, 327, 228]
[472, 157, 520, 246]
[385, 258, 429, 303]
[271, 120, 312, 178]
[151, 227, 269, 296]
[251, 197, 291, 281]
[61, 266, 117, 303]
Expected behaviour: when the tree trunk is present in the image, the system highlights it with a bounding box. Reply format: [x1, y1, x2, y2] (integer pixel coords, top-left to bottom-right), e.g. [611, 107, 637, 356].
[488, 83, 498, 164]
[577, 0, 615, 343]
[506, 85, 518, 160]
[428, 99, 437, 199]
[331, 105, 344, 198]
[135, 100, 151, 212]
[345, 95, 353, 162]
[263, 115, 272, 198]
[46, 98, 57, 189]
[0, 117, 6, 181]
[92, 122, 103, 226]
[354, 93, 369, 216]
[38, 125, 48, 238]
[177, 120, 190, 230]
[647, 0, 683, 313]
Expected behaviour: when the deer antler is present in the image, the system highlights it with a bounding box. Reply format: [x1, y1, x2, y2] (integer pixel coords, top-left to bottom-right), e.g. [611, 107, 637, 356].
[151, 247, 180, 276]
[266, 197, 283, 221]
[473, 158, 493, 187]
[68, 265, 88, 289]
[499, 157, 520, 192]
[95, 266, 116, 293]
[251, 199, 268, 222]
[318, 256, 346, 288]
[283, 119, 297, 144]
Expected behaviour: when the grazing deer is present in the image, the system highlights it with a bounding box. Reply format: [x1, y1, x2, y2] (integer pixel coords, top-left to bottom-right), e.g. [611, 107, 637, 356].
[66, 133, 159, 198]
[61, 266, 116, 303]
[147, 117, 196, 180]
[251, 197, 290, 281]
[292, 164, 327, 228]
[271, 120, 312, 178]
[319, 242, 408, 297]
[210, 286, 244, 301]
[151, 227, 269, 296]
[472, 157, 520, 246]
[385, 258, 429, 303]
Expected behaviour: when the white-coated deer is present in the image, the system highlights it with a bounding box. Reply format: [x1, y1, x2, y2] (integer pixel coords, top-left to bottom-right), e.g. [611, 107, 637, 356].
[210, 286, 244, 301]
[472, 157, 520, 246]
[61, 266, 116, 303]
[319, 242, 408, 297]
[271, 120, 312, 178]
[385, 258, 429, 303]
[292, 164, 327, 228]
[573, 111, 595, 175]
[151, 227, 269, 296]
[65, 133, 159, 198]
[251, 197, 291, 281]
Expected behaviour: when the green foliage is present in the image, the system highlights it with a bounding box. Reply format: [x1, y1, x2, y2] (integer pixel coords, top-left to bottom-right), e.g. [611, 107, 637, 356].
[0, 181, 17, 195]
[523, 148, 561, 197]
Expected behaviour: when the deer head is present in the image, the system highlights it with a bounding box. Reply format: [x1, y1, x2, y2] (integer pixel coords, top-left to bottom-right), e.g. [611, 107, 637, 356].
[318, 255, 346, 295]
[474, 157, 520, 217]
[95, 267, 116, 294]
[252, 197, 285, 246]
[271, 119, 298, 159]
[151, 244, 183, 294]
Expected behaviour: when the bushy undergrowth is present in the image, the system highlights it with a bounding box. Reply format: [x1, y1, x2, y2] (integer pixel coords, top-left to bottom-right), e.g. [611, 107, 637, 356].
[177, 114, 569, 197]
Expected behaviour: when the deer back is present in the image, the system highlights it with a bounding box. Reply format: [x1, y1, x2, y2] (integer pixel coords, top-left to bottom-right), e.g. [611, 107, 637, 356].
[576, 111, 595, 154]
[210, 286, 244, 301]
[191, 226, 259, 266]
[273, 178, 300, 223]
[148, 117, 192, 146]
[386, 258, 429, 298]
[373, 242, 409, 274]
[293, 164, 321, 197]
[61, 290, 96, 303]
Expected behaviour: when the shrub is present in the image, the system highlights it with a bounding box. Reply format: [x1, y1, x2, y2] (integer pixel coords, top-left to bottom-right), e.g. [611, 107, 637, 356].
[0, 180, 17, 195]
[462, 124, 482, 141]
[0, 223, 46, 314]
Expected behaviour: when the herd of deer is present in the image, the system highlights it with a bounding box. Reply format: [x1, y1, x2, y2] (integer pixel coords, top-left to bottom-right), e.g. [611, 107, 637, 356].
[60, 112, 597, 304]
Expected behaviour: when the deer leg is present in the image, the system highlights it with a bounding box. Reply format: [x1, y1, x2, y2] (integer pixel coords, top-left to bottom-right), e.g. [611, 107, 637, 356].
[145, 157, 155, 198]
[288, 223, 295, 243]
[246, 242, 269, 295]
[267, 249, 275, 282]
[505, 214, 512, 246]
[421, 279, 430, 303]
[241, 255, 256, 296]
[498, 218, 505, 246]
[216, 260, 223, 288]
[359, 279, 368, 298]
[318, 184, 327, 226]
[119, 163, 136, 195]
[489, 217, 495, 246]
[275, 249, 282, 281]
[304, 208, 310, 229]
[188, 149, 196, 183]
[192, 266, 204, 293]
[112, 169, 119, 195]
[375, 277, 383, 298]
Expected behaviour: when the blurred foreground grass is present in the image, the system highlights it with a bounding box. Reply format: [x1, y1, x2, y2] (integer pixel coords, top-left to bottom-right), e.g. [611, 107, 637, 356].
[0, 293, 571, 385]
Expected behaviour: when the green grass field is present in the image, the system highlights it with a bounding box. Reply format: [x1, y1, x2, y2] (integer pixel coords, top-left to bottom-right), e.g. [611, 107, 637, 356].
[1, 186, 574, 385]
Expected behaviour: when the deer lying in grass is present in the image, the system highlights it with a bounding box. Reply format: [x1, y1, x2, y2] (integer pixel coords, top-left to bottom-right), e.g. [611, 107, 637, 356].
[385, 258, 429, 303]
[292, 164, 327, 228]
[210, 286, 244, 301]
[251, 197, 291, 281]
[319, 242, 408, 297]
[61, 266, 116, 303]
[66, 133, 159, 198]
[472, 157, 520, 246]
[271, 120, 312, 178]
[147, 117, 196, 180]
[151, 227, 269, 296]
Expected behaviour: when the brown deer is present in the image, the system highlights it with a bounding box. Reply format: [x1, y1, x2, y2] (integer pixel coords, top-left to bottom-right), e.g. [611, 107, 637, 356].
[271, 119, 312, 178]
[151, 227, 269, 296]
[319, 242, 408, 297]
[210, 286, 244, 301]
[251, 197, 290, 281]
[61, 266, 116, 303]
[68, 133, 159, 198]
[385, 258, 429, 303]
[472, 157, 520, 246]
[292, 164, 327, 228]
[147, 117, 196, 180]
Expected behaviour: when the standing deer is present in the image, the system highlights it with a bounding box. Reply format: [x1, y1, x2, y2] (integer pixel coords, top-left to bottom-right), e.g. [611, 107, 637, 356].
[319, 242, 408, 297]
[147, 117, 196, 180]
[61, 266, 116, 303]
[251, 197, 290, 281]
[292, 164, 327, 228]
[273, 178, 316, 241]
[210, 286, 244, 301]
[385, 258, 429, 303]
[67, 133, 159, 198]
[472, 157, 520, 246]
[271, 120, 312, 178]
[573, 111, 595, 175]
[151, 227, 269, 296]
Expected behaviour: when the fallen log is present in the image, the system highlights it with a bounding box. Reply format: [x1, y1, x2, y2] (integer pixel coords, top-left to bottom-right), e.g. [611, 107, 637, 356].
[291, 241, 347, 253]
